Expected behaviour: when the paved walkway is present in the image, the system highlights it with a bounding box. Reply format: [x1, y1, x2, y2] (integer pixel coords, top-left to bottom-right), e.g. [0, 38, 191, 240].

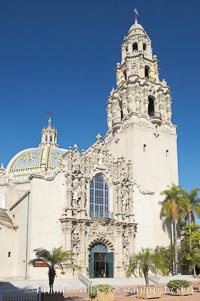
[64, 283, 200, 301]
[1, 276, 200, 301]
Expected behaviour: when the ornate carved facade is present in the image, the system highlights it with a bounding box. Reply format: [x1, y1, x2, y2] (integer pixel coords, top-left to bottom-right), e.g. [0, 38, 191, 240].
[59, 135, 136, 277]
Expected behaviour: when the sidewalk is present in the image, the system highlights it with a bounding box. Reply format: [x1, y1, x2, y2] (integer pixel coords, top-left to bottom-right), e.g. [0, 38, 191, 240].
[64, 283, 200, 301]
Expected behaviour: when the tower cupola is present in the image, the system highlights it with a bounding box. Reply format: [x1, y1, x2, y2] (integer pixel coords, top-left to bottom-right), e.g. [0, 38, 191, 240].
[40, 118, 58, 147]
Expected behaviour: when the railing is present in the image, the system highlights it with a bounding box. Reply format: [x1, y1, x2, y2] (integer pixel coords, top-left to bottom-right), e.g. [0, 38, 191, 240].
[90, 211, 114, 219]
[0, 289, 40, 301]
[149, 112, 161, 118]
[78, 273, 92, 288]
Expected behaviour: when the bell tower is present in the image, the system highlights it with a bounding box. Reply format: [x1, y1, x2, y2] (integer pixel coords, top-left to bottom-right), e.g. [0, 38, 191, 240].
[105, 13, 178, 250]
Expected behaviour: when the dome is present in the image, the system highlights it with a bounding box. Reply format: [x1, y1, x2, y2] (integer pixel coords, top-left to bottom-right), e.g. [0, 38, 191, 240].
[6, 118, 68, 175]
[7, 147, 67, 175]
[128, 21, 148, 37]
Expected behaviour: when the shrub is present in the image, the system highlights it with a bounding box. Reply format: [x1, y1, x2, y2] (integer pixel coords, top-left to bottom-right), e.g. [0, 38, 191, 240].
[167, 280, 192, 293]
[87, 284, 115, 299]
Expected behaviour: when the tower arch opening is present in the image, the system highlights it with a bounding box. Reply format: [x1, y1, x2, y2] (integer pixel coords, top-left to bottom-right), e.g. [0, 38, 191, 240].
[123, 70, 127, 80]
[132, 42, 138, 52]
[143, 43, 147, 51]
[145, 65, 150, 79]
[148, 96, 155, 116]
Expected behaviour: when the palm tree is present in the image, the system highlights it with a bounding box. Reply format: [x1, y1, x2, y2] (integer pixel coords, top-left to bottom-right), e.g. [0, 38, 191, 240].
[30, 246, 80, 292]
[184, 188, 200, 224]
[160, 184, 189, 275]
[126, 248, 157, 286]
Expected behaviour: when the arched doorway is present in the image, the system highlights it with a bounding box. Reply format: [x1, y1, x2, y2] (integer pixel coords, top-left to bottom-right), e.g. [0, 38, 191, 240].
[89, 243, 114, 278]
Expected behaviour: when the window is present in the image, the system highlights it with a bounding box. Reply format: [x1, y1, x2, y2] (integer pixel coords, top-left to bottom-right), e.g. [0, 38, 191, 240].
[145, 66, 150, 79]
[143, 43, 147, 51]
[45, 135, 48, 142]
[166, 150, 169, 157]
[50, 135, 53, 142]
[143, 144, 146, 152]
[123, 70, 127, 80]
[90, 174, 109, 218]
[132, 42, 138, 52]
[148, 96, 155, 116]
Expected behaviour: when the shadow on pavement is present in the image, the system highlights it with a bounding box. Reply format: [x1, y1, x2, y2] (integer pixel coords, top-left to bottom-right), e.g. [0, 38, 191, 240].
[64, 297, 89, 301]
[0, 281, 19, 290]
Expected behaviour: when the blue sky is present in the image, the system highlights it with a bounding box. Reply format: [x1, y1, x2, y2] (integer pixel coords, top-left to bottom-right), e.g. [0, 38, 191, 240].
[0, 0, 199, 191]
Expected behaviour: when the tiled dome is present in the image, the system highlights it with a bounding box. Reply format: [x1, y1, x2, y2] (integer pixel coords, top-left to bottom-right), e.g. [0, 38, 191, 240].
[7, 147, 67, 174]
[6, 118, 67, 175]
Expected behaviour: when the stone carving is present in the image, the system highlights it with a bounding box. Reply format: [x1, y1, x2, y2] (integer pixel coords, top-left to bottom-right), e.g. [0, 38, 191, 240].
[60, 139, 136, 277]
[72, 226, 80, 254]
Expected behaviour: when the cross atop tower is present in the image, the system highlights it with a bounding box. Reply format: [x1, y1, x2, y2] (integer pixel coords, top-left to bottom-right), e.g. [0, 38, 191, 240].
[133, 8, 139, 24]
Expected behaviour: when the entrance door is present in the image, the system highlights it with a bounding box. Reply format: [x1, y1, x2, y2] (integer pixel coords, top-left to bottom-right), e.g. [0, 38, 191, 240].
[94, 252, 107, 278]
[89, 243, 114, 278]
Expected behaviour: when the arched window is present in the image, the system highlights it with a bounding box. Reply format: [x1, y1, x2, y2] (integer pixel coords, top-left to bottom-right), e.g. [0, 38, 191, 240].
[123, 70, 127, 80]
[50, 135, 53, 142]
[90, 174, 109, 218]
[145, 65, 150, 79]
[148, 96, 155, 116]
[125, 46, 128, 52]
[132, 42, 138, 52]
[143, 43, 147, 51]
[45, 135, 48, 142]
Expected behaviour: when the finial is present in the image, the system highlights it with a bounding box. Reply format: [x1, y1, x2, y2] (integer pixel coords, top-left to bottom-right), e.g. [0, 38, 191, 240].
[48, 117, 52, 128]
[134, 8, 139, 24]
[110, 88, 115, 96]
[96, 133, 102, 141]
[47, 111, 53, 128]
[73, 144, 78, 151]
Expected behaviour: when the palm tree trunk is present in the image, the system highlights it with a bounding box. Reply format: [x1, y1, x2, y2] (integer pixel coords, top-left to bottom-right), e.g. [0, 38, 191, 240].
[171, 222, 175, 275]
[143, 270, 149, 287]
[173, 219, 178, 275]
[48, 268, 56, 293]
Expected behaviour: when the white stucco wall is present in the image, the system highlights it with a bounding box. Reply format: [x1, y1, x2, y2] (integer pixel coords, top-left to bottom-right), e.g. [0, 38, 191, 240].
[106, 118, 178, 251]
[28, 172, 66, 279]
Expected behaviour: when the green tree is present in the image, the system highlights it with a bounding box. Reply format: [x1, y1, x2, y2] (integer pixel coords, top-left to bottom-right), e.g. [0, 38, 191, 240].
[184, 188, 200, 224]
[126, 248, 162, 286]
[179, 223, 200, 275]
[30, 246, 80, 292]
[153, 245, 173, 276]
[160, 184, 189, 274]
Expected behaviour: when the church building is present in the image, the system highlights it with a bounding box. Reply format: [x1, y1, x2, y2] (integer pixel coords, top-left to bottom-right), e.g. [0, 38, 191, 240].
[0, 13, 178, 279]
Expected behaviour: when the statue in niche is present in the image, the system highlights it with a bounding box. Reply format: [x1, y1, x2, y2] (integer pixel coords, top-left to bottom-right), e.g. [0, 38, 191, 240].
[72, 175, 82, 207]
[123, 246, 129, 265]
[121, 185, 129, 212]
[72, 228, 80, 254]
[121, 160, 128, 180]
[122, 231, 129, 247]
